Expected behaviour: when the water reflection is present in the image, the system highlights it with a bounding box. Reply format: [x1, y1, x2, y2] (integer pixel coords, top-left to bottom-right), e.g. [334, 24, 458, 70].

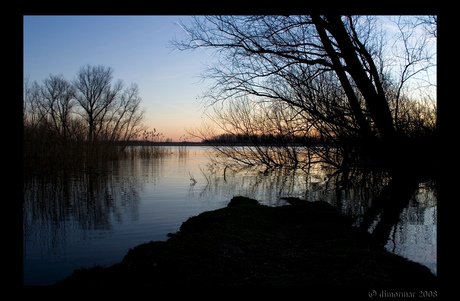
[23, 169, 143, 284]
[23, 146, 437, 285]
[180, 152, 437, 275]
[385, 188, 437, 274]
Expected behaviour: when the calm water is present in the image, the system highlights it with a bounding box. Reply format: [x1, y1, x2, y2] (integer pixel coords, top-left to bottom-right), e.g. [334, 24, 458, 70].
[23, 146, 437, 285]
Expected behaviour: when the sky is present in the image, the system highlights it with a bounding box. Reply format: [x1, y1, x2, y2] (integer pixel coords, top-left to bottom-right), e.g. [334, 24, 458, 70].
[23, 16, 212, 142]
[23, 16, 436, 142]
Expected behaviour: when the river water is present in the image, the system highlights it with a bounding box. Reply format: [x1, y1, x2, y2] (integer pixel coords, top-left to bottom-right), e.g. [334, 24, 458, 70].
[23, 146, 437, 285]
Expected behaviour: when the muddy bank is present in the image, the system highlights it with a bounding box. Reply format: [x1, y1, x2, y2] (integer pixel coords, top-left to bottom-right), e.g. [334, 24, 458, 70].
[56, 196, 436, 290]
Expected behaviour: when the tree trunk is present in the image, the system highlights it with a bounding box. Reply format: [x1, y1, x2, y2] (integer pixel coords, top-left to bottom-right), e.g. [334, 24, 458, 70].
[312, 15, 373, 141]
[313, 15, 396, 144]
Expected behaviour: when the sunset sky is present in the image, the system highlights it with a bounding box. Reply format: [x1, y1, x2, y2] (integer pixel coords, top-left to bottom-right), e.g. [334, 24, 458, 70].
[23, 16, 212, 142]
[23, 16, 436, 142]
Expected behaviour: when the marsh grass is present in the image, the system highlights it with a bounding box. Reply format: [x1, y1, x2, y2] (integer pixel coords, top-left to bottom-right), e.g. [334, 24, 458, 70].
[23, 132, 187, 177]
[123, 145, 169, 159]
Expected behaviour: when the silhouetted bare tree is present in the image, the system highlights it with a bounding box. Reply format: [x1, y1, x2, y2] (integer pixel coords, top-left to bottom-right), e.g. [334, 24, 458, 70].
[174, 15, 436, 244]
[174, 15, 436, 175]
[23, 65, 147, 172]
[73, 65, 124, 144]
[41, 75, 76, 139]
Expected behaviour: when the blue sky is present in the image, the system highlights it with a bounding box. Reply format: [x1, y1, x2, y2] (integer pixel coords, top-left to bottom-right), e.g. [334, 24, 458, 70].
[23, 16, 436, 141]
[23, 15, 212, 141]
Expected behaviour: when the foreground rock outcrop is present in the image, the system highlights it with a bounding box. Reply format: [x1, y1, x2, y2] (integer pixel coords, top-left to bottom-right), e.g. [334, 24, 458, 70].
[56, 197, 436, 290]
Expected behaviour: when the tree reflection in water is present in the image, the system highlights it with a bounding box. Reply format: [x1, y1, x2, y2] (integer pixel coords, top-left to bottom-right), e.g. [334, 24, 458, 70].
[23, 146, 437, 285]
[191, 154, 437, 274]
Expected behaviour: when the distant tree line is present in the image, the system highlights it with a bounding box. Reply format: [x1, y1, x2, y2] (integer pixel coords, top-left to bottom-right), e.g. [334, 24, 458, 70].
[24, 64, 147, 173]
[204, 132, 320, 146]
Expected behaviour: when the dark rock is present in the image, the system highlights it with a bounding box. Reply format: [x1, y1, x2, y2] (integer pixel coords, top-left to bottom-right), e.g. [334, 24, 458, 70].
[56, 197, 436, 290]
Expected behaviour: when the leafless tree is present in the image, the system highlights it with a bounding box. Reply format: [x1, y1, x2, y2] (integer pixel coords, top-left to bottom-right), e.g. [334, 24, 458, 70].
[174, 15, 436, 175]
[24, 65, 148, 172]
[191, 97, 321, 169]
[103, 83, 146, 146]
[174, 16, 436, 244]
[73, 64, 124, 143]
[23, 77, 44, 131]
[416, 15, 437, 38]
[41, 75, 76, 139]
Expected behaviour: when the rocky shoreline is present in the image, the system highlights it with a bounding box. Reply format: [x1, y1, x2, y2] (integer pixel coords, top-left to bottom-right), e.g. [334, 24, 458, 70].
[56, 196, 436, 290]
